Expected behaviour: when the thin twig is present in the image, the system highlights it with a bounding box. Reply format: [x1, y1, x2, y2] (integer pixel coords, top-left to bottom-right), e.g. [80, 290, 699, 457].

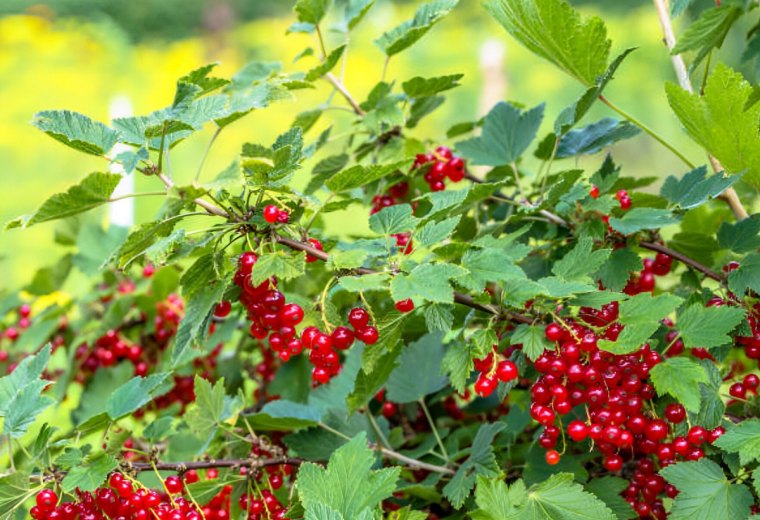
[651, 0, 748, 220]
[127, 457, 302, 473]
[156, 173, 231, 219]
[325, 73, 365, 116]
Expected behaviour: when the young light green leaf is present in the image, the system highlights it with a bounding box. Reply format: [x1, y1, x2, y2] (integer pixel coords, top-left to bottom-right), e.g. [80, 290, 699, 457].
[375, 0, 459, 57]
[105, 373, 170, 420]
[21, 172, 122, 227]
[402, 74, 464, 98]
[660, 166, 740, 209]
[296, 432, 400, 517]
[712, 419, 760, 466]
[660, 459, 753, 520]
[649, 357, 708, 412]
[517, 473, 616, 519]
[61, 453, 119, 493]
[671, 5, 743, 71]
[608, 208, 680, 235]
[677, 304, 745, 349]
[458, 248, 525, 292]
[294, 0, 332, 25]
[552, 236, 611, 282]
[598, 293, 682, 354]
[484, 0, 611, 86]
[555, 118, 640, 158]
[1, 381, 53, 438]
[386, 333, 447, 403]
[511, 324, 551, 361]
[666, 63, 760, 187]
[305, 45, 346, 81]
[416, 216, 461, 247]
[441, 341, 475, 394]
[32, 110, 119, 156]
[345, 0, 376, 30]
[250, 251, 306, 286]
[0, 472, 32, 519]
[369, 204, 419, 236]
[185, 376, 242, 439]
[326, 160, 410, 192]
[470, 476, 526, 520]
[456, 102, 544, 166]
[337, 273, 391, 293]
[390, 263, 467, 304]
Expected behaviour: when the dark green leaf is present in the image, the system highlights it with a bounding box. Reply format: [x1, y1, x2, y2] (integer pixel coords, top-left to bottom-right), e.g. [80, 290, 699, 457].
[661, 166, 740, 209]
[386, 333, 447, 403]
[677, 304, 745, 349]
[596, 248, 642, 292]
[717, 214, 760, 253]
[609, 208, 680, 235]
[105, 373, 170, 420]
[712, 419, 760, 465]
[671, 6, 743, 70]
[32, 110, 119, 156]
[402, 74, 464, 98]
[555, 118, 640, 158]
[375, 0, 459, 57]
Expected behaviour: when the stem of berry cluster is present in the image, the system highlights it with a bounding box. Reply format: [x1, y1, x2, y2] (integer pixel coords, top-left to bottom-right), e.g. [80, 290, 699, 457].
[126, 457, 302, 473]
[651, 0, 749, 221]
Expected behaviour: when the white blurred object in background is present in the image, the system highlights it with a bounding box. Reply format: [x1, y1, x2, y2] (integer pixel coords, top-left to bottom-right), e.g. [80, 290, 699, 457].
[108, 96, 134, 228]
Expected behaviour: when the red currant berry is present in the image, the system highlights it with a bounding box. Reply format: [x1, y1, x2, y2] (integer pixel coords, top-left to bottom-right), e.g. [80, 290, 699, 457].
[356, 326, 379, 345]
[306, 238, 324, 263]
[545, 449, 561, 465]
[331, 326, 355, 350]
[589, 185, 600, 198]
[474, 374, 498, 397]
[165, 475, 183, 494]
[545, 323, 564, 342]
[496, 360, 518, 382]
[348, 307, 370, 329]
[214, 300, 232, 318]
[664, 403, 686, 424]
[36, 489, 58, 512]
[603, 454, 623, 472]
[567, 420, 588, 442]
[263, 205, 279, 223]
[394, 299, 415, 313]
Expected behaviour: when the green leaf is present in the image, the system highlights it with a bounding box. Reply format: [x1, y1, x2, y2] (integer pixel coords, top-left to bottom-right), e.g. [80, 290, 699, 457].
[61, 453, 119, 493]
[326, 160, 410, 192]
[608, 208, 680, 235]
[596, 248, 642, 292]
[416, 216, 461, 247]
[712, 419, 760, 466]
[386, 333, 447, 403]
[347, 348, 402, 413]
[552, 236, 610, 282]
[459, 248, 525, 292]
[20, 172, 122, 227]
[671, 5, 743, 70]
[296, 432, 400, 517]
[250, 251, 306, 286]
[105, 373, 170, 420]
[374, 0, 459, 57]
[402, 74, 464, 98]
[246, 400, 322, 430]
[305, 45, 346, 81]
[728, 253, 760, 295]
[511, 324, 551, 362]
[1, 381, 53, 438]
[661, 166, 741, 210]
[443, 422, 506, 508]
[671, 0, 693, 17]
[185, 376, 242, 439]
[32, 110, 119, 156]
[520, 473, 615, 520]
[442, 342, 475, 394]
[470, 476, 526, 520]
[677, 304, 745, 349]
[660, 459, 753, 520]
[424, 303, 454, 332]
[369, 204, 419, 236]
[390, 263, 467, 304]
[456, 102, 544, 167]
[484, 0, 611, 86]
[555, 118, 640, 158]
[585, 477, 636, 520]
[717, 214, 760, 253]
[666, 63, 760, 187]
[598, 293, 682, 354]
[0, 472, 32, 519]
[326, 249, 368, 270]
[338, 273, 391, 293]
[294, 0, 332, 25]
[345, 0, 375, 30]
[649, 357, 708, 413]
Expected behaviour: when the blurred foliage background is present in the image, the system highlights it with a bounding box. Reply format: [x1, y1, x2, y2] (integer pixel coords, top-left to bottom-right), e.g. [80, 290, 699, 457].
[0, 0, 756, 291]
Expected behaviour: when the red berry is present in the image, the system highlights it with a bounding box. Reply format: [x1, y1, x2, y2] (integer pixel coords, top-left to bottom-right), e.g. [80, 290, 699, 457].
[348, 307, 370, 329]
[729, 382, 747, 399]
[36, 489, 58, 512]
[545, 323, 564, 342]
[356, 326, 379, 345]
[306, 238, 324, 263]
[589, 185, 600, 199]
[279, 303, 304, 327]
[382, 401, 397, 419]
[474, 374, 498, 397]
[185, 470, 199, 484]
[496, 360, 518, 382]
[276, 209, 290, 224]
[664, 403, 686, 424]
[645, 419, 668, 442]
[545, 449, 561, 465]
[394, 299, 415, 313]
[214, 300, 232, 318]
[744, 373, 759, 391]
[263, 205, 279, 223]
[603, 454, 623, 472]
[686, 425, 707, 445]
[331, 326, 355, 350]
[165, 475, 183, 494]
[567, 420, 588, 442]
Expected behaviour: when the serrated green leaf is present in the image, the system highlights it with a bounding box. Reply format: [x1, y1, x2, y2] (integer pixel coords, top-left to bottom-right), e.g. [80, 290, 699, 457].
[442, 342, 475, 394]
[386, 333, 447, 403]
[456, 102, 544, 166]
[375, 0, 459, 57]
[596, 248, 642, 292]
[185, 376, 241, 439]
[677, 304, 745, 349]
[666, 63, 760, 187]
[2, 380, 53, 438]
[402, 74, 464, 98]
[660, 459, 753, 520]
[294, 0, 332, 25]
[555, 118, 640, 158]
[598, 293, 682, 354]
[390, 263, 467, 304]
[32, 110, 119, 156]
[552, 236, 610, 282]
[671, 5, 743, 70]
[424, 303, 454, 332]
[337, 273, 391, 292]
[459, 247, 526, 292]
[717, 214, 760, 253]
[326, 160, 410, 192]
[305, 45, 345, 81]
[484, 0, 611, 86]
[712, 419, 760, 466]
[105, 373, 170, 420]
[20, 172, 122, 227]
[728, 253, 760, 295]
[416, 216, 461, 247]
[520, 473, 615, 520]
[296, 432, 400, 517]
[660, 166, 740, 209]
[344, 0, 375, 30]
[0, 472, 32, 519]
[250, 251, 306, 286]
[246, 400, 322, 430]
[585, 477, 636, 520]
[608, 208, 680, 235]
[443, 422, 506, 508]
[470, 476, 526, 520]
[649, 357, 708, 412]
[61, 453, 118, 493]
[511, 324, 551, 362]
[369, 204, 419, 236]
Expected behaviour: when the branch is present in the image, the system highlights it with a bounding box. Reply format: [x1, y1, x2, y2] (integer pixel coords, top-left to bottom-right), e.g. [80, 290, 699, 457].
[126, 457, 301, 473]
[639, 241, 723, 281]
[651, 0, 748, 221]
[156, 173, 231, 219]
[273, 235, 532, 324]
[325, 73, 366, 116]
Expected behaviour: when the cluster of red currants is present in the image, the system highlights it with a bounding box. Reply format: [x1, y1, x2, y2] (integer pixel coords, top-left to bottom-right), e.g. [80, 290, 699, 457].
[230, 251, 379, 385]
[588, 186, 631, 210]
[472, 347, 519, 397]
[622, 253, 673, 295]
[262, 205, 290, 225]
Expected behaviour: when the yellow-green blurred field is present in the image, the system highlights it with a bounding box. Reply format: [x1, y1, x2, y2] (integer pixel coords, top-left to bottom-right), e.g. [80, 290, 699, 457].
[0, 0, 742, 290]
